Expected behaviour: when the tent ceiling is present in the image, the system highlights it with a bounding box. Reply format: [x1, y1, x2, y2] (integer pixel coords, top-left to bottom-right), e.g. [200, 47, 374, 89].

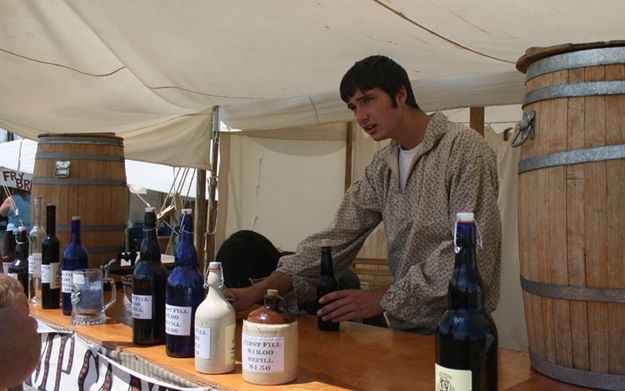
[1, 1, 622, 169]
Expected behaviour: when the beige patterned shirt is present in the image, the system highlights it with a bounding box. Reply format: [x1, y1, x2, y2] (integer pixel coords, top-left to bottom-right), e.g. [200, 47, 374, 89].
[276, 112, 502, 332]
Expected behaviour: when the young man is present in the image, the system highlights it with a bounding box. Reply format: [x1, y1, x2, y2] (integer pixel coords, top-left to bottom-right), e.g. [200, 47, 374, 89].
[228, 55, 501, 333]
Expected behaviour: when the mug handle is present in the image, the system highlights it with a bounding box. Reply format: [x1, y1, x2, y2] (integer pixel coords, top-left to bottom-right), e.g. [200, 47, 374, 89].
[102, 277, 117, 312]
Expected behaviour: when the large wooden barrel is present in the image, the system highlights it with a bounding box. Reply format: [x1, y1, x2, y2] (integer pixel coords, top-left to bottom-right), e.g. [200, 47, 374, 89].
[31, 133, 129, 269]
[515, 42, 625, 390]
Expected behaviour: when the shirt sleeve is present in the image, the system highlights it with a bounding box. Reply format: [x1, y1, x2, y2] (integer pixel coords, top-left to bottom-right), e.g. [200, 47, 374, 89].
[275, 157, 385, 305]
[379, 130, 502, 325]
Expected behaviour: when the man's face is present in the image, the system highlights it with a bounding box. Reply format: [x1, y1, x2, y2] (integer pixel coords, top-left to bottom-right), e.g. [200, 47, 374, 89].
[346, 87, 403, 142]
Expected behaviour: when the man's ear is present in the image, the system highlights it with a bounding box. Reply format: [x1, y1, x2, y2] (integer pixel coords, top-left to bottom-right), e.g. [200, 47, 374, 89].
[396, 85, 408, 105]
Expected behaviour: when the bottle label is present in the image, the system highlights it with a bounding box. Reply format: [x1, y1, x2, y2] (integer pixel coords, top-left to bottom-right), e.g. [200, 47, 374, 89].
[41, 263, 61, 289]
[8, 273, 18, 281]
[165, 304, 192, 336]
[61, 270, 73, 293]
[195, 326, 211, 359]
[28, 253, 42, 276]
[435, 363, 472, 391]
[132, 294, 153, 319]
[242, 335, 285, 373]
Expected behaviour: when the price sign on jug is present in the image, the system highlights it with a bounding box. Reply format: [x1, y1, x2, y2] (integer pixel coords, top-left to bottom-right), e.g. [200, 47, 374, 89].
[242, 335, 285, 373]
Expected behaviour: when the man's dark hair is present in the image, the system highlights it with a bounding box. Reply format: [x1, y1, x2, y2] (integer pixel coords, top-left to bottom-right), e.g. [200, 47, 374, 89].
[340, 55, 419, 109]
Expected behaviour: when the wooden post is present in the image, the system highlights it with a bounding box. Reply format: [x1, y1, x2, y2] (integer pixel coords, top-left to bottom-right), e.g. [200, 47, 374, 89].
[470, 107, 485, 136]
[344, 122, 353, 191]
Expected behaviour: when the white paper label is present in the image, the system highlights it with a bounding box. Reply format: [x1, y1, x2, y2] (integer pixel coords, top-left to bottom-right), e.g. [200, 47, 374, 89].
[28, 253, 42, 276]
[242, 335, 285, 373]
[61, 270, 73, 293]
[41, 263, 61, 289]
[132, 294, 153, 319]
[8, 273, 18, 280]
[194, 326, 211, 359]
[435, 363, 472, 391]
[165, 304, 192, 336]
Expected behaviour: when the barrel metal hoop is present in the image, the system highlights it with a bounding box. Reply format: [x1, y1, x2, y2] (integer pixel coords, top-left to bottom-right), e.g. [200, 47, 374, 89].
[57, 224, 126, 233]
[32, 178, 127, 186]
[520, 275, 625, 303]
[518, 144, 625, 173]
[523, 81, 625, 106]
[38, 136, 123, 146]
[526, 47, 625, 81]
[35, 152, 124, 162]
[530, 352, 625, 390]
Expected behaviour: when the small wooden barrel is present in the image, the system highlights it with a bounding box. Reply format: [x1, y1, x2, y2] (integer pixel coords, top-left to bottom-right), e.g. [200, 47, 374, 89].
[515, 42, 625, 390]
[31, 133, 128, 269]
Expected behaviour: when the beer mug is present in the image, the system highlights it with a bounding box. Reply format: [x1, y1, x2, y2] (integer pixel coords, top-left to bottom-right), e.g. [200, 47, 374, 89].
[70, 268, 116, 325]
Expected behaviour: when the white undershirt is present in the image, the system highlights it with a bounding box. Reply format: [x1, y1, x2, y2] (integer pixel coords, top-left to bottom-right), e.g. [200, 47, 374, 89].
[399, 144, 420, 192]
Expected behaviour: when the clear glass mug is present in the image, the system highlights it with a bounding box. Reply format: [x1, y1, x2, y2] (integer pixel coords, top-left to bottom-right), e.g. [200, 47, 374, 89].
[70, 268, 116, 325]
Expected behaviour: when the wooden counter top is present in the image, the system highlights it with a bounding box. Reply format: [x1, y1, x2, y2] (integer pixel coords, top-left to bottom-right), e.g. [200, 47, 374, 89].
[30, 292, 592, 391]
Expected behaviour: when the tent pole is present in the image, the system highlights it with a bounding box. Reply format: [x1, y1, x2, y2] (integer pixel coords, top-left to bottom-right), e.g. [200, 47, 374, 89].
[205, 107, 221, 269]
[195, 168, 207, 269]
[470, 107, 485, 136]
[344, 122, 353, 191]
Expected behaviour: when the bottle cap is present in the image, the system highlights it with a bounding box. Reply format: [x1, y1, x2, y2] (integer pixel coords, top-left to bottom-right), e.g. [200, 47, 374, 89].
[18, 225, 26, 232]
[266, 289, 278, 297]
[145, 207, 155, 213]
[456, 212, 474, 222]
[320, 239, 331, 247]
[182, 208, 192, 214]
[72, 216, 81, 220]
[209, 261, 222, 270]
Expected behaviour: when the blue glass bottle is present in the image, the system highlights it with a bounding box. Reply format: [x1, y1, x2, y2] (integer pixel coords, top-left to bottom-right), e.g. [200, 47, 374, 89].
[435, 212, 498, 391]
[61, 216, 89, 315]
[165, 209, 205, 357]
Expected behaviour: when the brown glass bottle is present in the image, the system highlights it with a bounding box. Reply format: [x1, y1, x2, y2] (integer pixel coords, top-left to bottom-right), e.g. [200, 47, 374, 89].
[316, 239, 339, 331]
[9, 227, 29, 294]
[1, 229, 16, 274]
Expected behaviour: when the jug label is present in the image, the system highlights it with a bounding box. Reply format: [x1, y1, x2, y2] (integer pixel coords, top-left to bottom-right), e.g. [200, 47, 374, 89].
[242, 335, 285, 373]
[195, 326, 211, 359]
[435, 363, 471, 391]
[165, 304, 192, 335]
[132, 294, 153, 319]
[41, 263, 61, 289]
[62, 270, 73, 293]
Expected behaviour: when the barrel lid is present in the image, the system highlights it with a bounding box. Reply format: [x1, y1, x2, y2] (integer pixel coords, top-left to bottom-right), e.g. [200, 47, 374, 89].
[516, 40, 625, 73]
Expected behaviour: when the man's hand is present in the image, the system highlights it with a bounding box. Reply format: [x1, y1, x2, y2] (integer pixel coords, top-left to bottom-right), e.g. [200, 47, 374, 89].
[0, 307, 41, 388]
[224, 271, 294, 312]
[317, 288, 387, 322]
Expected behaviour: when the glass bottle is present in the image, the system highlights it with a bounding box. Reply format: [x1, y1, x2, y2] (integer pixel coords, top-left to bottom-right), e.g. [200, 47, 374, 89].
[41, 204, 61, 309]
[28, 196, 44, 303]
[195, 261, 236, 374]
[165, 209, 205, 357]
[435, 212, 498, 391]
[61, 216, 89, 315]
[317, 238, 339, 331]
[132, 207, 167, 345]
[9, 226, 29, 294]
[1, 228, 16, 274]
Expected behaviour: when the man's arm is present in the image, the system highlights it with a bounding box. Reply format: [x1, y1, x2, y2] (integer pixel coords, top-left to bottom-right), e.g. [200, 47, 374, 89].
[226, 271, 294, 312]
[0, 307, 41, 388]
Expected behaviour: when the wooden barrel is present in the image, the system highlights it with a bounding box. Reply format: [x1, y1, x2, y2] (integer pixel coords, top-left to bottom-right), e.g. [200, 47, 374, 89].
[515, 42, 625, 390]
[31, 133, 129, 269]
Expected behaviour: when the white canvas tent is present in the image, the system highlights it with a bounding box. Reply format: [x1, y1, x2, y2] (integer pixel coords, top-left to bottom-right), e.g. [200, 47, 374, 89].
[1, 1, 622, 168]
[1, 2, 623, 352]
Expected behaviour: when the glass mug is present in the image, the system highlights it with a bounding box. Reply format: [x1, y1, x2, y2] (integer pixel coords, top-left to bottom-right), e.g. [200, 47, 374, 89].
[70, 268, 116, 325]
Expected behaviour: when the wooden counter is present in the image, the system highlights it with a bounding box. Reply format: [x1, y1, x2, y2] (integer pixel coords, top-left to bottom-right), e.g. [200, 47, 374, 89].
[30, 292, 592, 391]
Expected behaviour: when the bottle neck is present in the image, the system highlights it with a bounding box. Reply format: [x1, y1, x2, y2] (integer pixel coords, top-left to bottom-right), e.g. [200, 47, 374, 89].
[206, 269, 225, 299]
[70, 219, 82, 244]
[140, 212, 160, 263]
[320, 246, 334, 277]
[448, 222, 484, 311]
[46, 206, 56, 235]
[175, 214, 197, 268]
[33, 199, 43, 228]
